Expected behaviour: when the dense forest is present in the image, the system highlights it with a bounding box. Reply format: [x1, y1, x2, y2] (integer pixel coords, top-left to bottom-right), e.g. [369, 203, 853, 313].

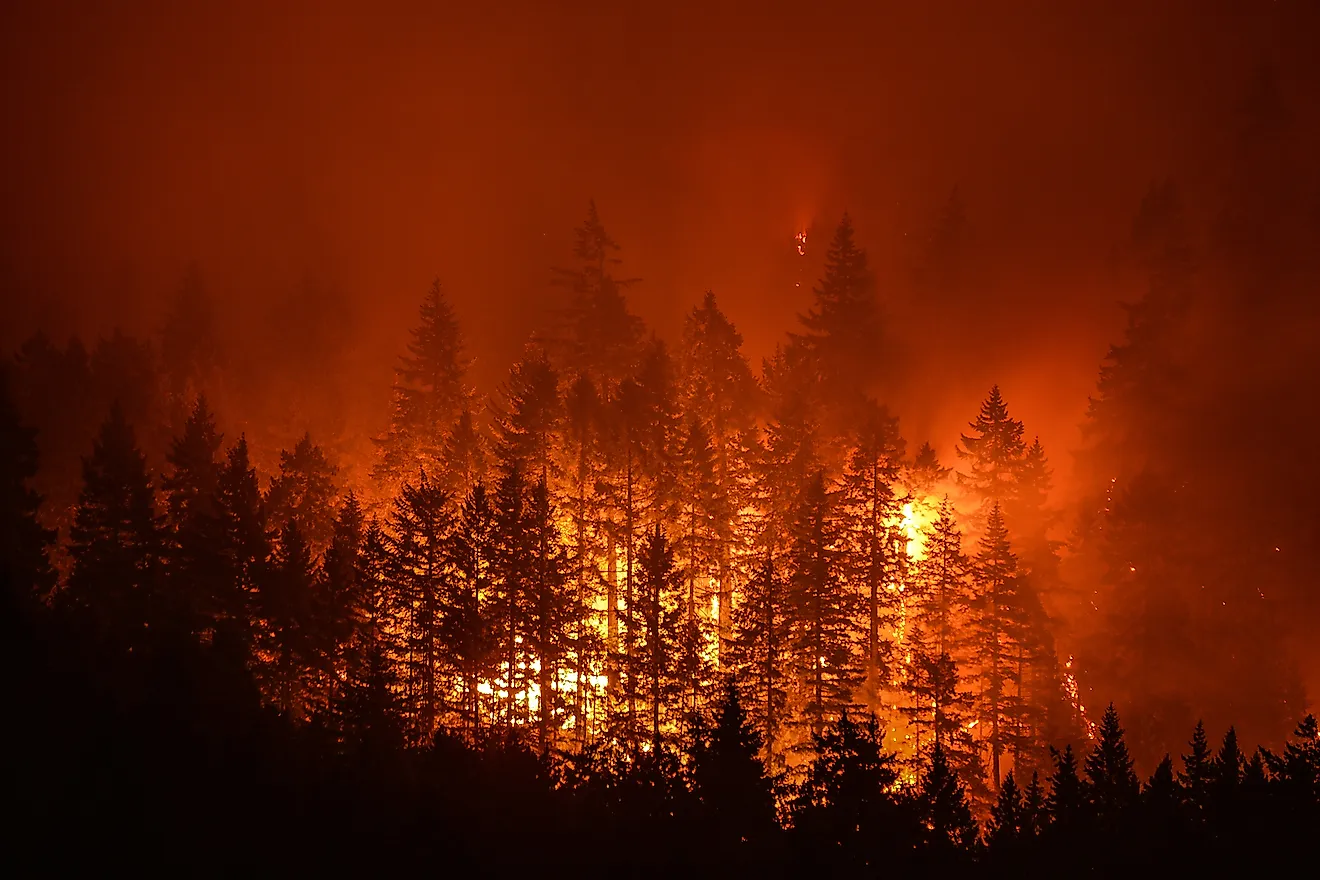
[5, 6, 1320, 864]
[6, 168, 1320, 870]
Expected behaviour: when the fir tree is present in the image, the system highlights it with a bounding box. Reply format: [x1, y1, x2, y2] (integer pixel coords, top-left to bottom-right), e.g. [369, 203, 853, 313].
[490, 465, 533, 730]
[493, 349, 563, 483]
[546, 201, 645, 393]
[840, 401, 904, 690]
[686, 683, 777, 849]
[957, 385, 1027, 510]
[791, 711, 905, 866]
[969, 502, 1029, 787]
[524, 476, 577, 754]
[674, 416, 719, 713]
[62, 404, 165, 643]
[386, 471, 452, 743]
[917, 743, 979, 854]
[441, 481, 497, 732]
[1045, 744, 1087, 831]
[161, 396, 224, 634]
[730, 551, 790, 765]
[0, 370, 56, 607]
[987, 770, 1024, 851]
[787, 472, 856, 743]
[1085, 703, 1139, 823]
[213, 434, 268, 656]
[1180, 720, 1214, 817]
[259, 521, 316, 717]
[913, 497, 970, 660]
[266, 432, 339, 555]
[632, 523, 685, 753]
[317, 492, 368, 704]
[374, 280, 474, 495]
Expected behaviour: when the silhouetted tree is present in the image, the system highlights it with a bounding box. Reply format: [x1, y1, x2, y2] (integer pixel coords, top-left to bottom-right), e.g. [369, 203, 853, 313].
[267, 432, 339, 555]
[162, 396, 223, 635]
[686, 683, 777, 850]
[917, 743, 979, 856]
[730, 551, 790, 766]
[1085, 704, 1139, 824]
[0, 370, 56, 607]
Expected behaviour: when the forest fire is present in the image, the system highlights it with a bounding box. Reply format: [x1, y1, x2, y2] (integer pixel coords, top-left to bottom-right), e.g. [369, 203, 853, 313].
[4, 1, 1320, 872]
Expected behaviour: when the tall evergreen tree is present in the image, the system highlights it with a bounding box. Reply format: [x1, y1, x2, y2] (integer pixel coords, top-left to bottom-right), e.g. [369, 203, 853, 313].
[213, 434, 268, 656]
[162, 396, 224, 634]
[1085, 703, 1139, 823]
[632, 523, 685, 753]
[62, 405, 165, 643]
[787, 472, 857, 744]
[1180, 719, 1214, 818]
[266, 432, 339, 555]
[258, 521, 317, 717]
[524, 476, 577, 754]
[0, 370, 56, 607]
[969, 502, 1029, 786]
[686, 683, 777, 849]
[917, 743, 979, 855]
[730, 551, 790, 765]
[441, 482, 498, 732]
[387, 471, 453, 742]
[374, 280, 474, 495]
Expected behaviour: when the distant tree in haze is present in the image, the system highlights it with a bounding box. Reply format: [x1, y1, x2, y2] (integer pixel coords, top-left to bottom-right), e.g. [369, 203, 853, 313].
[0, 370, 56, 607]
[493, 349, 563, 483]
[61, 405, 165, 644]
[162, 396, 224, 635]
[374, 281, 474, 498]
[213, 434, 268, 656]
[160, 265, 220, 428]
[266, 432, 339, 555]
[545, 201, 645, 394]
[788, 213, 887, 426]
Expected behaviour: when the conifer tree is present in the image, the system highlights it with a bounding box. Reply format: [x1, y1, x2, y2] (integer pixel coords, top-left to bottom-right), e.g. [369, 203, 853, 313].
[0, 370, 56, 607]
[631, 523, 685, 753]
[267, 432, 339, 555]
[317, 492, 367, 701]
[160, 265, 220, 426]
[917, 743, 979, 854]
[913, 497, 970, 659]
[969, 502, 1029, 786]
[439, 406, 487, 499]
[674, 416, 720, 707]
[374, 280, 474, 495]
[494, 349, 563, 483]
[1085, 703, 1139, 823]
[213, 434, 268, 655]
[1181, 720, 1214, 817]
[546, 201, 645, 393]
[490, 465, 533, 730]
[441, 482, 497, 732]
[1020, 770, 1047, 839]
[957, 385, 1027, 510]
[787, 472, 856, 743]
[686, 683, 777, 848]
[524, 476, 577, 754]
[162, 396, 224, 634]
[840, 402, 904, 689]
[63, 405, 165, 643]
[988, 770, 1025, 851]
[259, 521, 316, 717]
[730, 551, 790, 764]
[1045, 744, 1087, 831]
[901, 646, 980, 790]
[1212, 726, 1245, 803]
[789, 213, 886, 419]
[791, 712, 905, 865]
[677, 291, 759, 653]
[386, 471, 453, 742]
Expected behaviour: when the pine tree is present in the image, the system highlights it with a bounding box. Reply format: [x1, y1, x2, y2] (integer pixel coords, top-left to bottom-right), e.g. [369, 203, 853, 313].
[913, 497, 970, 660]
[1085, 703, 1139, 823]
[840, 402, 904, 691]
[441, 482, 497, 732]
[0, 369, 56, 607]
[524, 476, 577, 754]
[213, 434, 268, 656]
[674, 417, 719, 713]
[686, 683, 777, 848]
[791, 712, 905, 865]
[1045, 744, 1087, 831]
[786, 472, 856, 743]
[957, 385, 1027, 510]
[1180, 720, 1214, 818]
[439, 406, 487, 499]
[266, 432, 339, 555]
[901, 647, 981, 792]
[546, 200, 645, 393]
[632, 523, 685, 753]
[386, 471, 452, 743]
[677, 291, 759, 656]
[317, 492, 368, 708]
[494, 349, 563, 483]
[162, 396, 224, 635]
[490, 465, 533, 730]
[1212, 726, 1245, 804]
[258, 521, 316, 717]
[917, 743, 979, 854]
[969, 502, 1029, 787]
[62, 404, 165, 644]
[987, 770, 1024, 851]
[789, 213, 886, 418]
[374, 280, 474, 495]
[730, 551, 790, 765]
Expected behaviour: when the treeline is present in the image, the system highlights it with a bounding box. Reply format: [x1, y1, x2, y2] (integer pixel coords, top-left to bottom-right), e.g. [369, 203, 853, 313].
[5, 205, 1096, 797]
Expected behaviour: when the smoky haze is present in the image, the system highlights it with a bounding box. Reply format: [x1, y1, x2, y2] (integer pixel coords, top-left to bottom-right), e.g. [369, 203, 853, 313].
[3, 0, 1319, 762]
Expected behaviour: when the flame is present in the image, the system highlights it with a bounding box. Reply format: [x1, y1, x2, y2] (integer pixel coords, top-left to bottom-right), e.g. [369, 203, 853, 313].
[794, 229, 807, 256]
